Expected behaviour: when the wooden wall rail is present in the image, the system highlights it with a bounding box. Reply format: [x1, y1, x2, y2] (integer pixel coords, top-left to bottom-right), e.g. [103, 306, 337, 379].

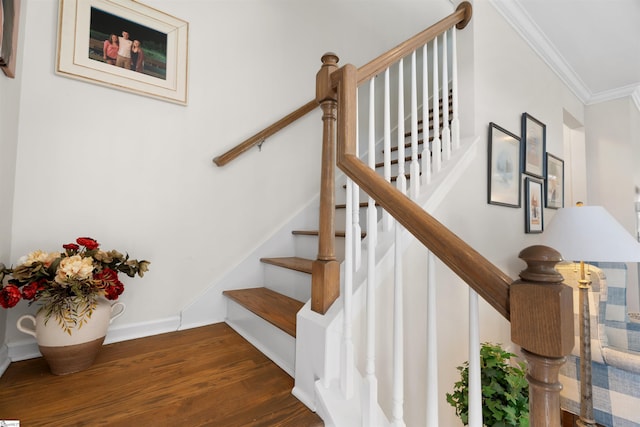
[213, 100, 317, 167]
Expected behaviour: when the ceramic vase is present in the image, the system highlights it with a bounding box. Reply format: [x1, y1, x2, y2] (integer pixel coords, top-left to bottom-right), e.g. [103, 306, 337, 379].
[16, 297, 125, 375]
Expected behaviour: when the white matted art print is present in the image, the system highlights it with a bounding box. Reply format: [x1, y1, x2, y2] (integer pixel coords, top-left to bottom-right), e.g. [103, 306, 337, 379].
[56, 0, 188, 105]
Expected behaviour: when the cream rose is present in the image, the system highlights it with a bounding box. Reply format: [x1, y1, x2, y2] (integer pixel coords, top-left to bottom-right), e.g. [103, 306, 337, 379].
[55, 255, 95, 284]
[24, 250, 61, 267]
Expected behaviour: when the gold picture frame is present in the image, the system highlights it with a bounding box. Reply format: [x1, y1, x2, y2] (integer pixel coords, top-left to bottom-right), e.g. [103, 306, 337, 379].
[56, 0, 189, 105]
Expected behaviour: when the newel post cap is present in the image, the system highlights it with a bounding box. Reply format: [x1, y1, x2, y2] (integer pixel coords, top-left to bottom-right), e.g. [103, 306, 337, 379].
[511, 245, 574, 357]
[316, 53, 339, 103]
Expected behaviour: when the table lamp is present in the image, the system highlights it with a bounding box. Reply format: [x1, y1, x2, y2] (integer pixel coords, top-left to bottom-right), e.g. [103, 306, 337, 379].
[541, 203, 640, 427]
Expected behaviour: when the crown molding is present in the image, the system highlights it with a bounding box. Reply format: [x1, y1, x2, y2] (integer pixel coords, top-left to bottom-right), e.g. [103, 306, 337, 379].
[489, 0, 591, 103]
[490, 0, 639, 106]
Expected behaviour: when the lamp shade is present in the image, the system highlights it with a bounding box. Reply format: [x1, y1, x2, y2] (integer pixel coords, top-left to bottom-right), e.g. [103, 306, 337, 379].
[541, 205, 640, 262]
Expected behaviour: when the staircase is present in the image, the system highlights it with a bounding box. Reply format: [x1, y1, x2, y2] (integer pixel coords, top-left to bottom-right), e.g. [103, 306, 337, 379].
[212, 4, 575, 426]
[222, 96, 453, 385]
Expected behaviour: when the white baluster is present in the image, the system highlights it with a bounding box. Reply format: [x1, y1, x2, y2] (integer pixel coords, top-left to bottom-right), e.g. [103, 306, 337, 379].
[383, 68, 393, 231]
[432, 36, 441, 173]
[397, 59, 407, 195]
[353, 96, 361, 271]
[426, 251, 439, 426]
[421, 44, 432, 187]
[364, 80, 378, 425]
[410, 51, 420, 199]
[441, 29, 451, 162]
[391, 221, 405, 427]
[451, 27, 460, 150]
[468, 289, 482, 427]
[341, 178, 355, 399]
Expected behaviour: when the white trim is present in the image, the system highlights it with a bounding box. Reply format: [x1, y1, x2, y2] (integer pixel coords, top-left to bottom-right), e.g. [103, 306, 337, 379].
[490, 0, 640, 105]
[0, 344, 10, 377]
[489, 0, 591, 103]
[7, 315, 181, 362]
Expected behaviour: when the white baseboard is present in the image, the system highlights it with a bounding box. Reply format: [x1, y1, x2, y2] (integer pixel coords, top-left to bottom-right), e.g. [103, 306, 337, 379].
[0, 344, 10, 377]
[6, 315, 181, 362]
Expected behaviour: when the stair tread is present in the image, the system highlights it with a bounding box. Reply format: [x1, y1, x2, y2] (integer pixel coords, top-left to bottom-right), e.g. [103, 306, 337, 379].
[223, 287, 302, 337]
[260, 256, 313, 274]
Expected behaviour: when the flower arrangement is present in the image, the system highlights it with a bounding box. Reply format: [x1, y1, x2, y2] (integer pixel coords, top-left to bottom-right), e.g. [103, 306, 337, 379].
[0, 237, 149, 333]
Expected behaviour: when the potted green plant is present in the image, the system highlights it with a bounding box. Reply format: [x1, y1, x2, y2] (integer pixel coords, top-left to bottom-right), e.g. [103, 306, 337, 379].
[446, 342, 529, 427]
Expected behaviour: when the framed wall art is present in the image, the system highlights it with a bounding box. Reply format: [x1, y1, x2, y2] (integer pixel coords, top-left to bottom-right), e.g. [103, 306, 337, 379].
[525, 177, 544, 233]
[56, 0, 189, 105]
[521, 113, 546, 178]
[545, 153, 564, 209]
[488, 122, 522, 208]
[0, 0, 21, 78]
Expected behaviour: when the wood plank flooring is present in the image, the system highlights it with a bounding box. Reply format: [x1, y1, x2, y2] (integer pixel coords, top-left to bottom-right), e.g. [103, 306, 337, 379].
[0, 323, 323, 427]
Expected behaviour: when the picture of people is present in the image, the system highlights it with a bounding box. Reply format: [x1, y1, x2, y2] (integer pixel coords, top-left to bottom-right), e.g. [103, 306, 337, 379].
[131, 39, 144, 73]
[102, 33, 118, 65]
[88, 7, 166, 79]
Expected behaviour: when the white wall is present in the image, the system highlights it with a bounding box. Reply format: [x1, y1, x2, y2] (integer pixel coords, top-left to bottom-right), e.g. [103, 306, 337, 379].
[0, 0, 25, 370]
[3, 0, 456, 346]
[585, 97, 640, 311]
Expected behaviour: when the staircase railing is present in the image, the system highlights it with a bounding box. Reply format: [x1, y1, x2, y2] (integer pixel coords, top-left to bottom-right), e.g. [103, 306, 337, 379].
[214, 2, 575, 424]
[315, 3, 574, 425]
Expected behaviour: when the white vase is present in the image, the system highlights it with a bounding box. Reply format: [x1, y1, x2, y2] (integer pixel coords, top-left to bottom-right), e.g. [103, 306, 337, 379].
[17, 297, 125, 375]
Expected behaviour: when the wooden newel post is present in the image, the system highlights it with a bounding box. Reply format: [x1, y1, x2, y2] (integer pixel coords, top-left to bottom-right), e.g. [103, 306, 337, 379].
[511, 245, 574, 427]
[312, 53, 341, 314]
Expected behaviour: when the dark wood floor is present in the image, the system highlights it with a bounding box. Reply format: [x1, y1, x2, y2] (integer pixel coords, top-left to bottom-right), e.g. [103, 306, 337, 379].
[0, 323, 323, 427]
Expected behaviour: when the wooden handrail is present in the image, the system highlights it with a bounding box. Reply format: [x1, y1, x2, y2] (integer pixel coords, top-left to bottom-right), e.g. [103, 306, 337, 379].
[214, 2, 472, 168]
[333, 62, 511, 319]
[213, 99, 318, 167]
[355, 1, 472, 85]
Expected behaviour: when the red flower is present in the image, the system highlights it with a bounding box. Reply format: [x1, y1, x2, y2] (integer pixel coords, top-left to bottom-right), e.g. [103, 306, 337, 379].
[0, 285, 22, 308]
[63, 243, 80, 251]
[104, 282, 124, 300]
[21, 280, 44, 300]
[76, 237, 99, 250]
[94, 268, 125, 300]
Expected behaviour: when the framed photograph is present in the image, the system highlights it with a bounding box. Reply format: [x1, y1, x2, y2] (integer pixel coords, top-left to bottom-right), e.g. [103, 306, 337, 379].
[545, 153, 564, 209]
[56, 0, 189, 105]
[521, 113, 546, 178]
[488, 122, 522, 208]
[0, 0, 21, 78]
[525, 177, 544, 233]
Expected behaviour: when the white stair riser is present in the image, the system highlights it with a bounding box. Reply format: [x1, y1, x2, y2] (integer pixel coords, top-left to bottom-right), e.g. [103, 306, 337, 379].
[263, 264, 312, 303]
[225, 299, 296, 376]
[293, 233, 346, 263]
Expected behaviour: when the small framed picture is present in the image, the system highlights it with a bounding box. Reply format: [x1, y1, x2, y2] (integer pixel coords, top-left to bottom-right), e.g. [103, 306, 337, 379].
[525, 177, 544, 233]
[0, 0, 21, 78]
[488, 122, 522, 208]
[545, 153, 564, 209]
[56, 0, 189, 105]
[522, 113, 546, 178]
